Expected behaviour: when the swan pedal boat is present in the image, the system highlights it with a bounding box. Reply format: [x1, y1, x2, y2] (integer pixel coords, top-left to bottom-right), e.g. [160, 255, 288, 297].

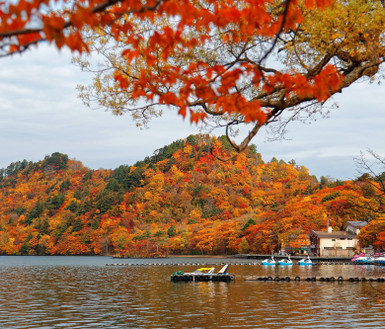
[261, 256, 276, 265]
[278, 256, 293, 266]
[298, 256, 312, 266]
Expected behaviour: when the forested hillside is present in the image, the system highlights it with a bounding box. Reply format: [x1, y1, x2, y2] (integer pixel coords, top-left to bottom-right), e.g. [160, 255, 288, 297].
[0, 135, 384, 256]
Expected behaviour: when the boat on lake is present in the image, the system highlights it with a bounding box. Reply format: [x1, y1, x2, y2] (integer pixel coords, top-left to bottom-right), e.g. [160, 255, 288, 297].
[374, 256, 385, 265]
[298, 256, 312, 266]
[351, 254, 364, 262]
[261, 256, 276, 265]
[352, 255, 374, 264]
[278, 256, 293, 266]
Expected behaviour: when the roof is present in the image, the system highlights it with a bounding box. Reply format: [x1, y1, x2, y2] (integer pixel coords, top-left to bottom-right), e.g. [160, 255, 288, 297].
[310, 230, 357, 239]
[343, 221, 368, 229]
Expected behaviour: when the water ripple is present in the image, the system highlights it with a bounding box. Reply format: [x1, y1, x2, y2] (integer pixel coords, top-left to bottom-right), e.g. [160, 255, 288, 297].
[0, 259, 385, 328]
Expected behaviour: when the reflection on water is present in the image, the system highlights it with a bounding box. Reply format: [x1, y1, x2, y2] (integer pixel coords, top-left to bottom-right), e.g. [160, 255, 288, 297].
[0, 257, 384, 328]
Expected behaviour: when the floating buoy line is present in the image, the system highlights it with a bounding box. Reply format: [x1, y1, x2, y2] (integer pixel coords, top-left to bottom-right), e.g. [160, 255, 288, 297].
[245, 276, 385, 283]
[106, 262, 256, 267]
[104, 263, 385, 283]
[105, 261, 353, 267]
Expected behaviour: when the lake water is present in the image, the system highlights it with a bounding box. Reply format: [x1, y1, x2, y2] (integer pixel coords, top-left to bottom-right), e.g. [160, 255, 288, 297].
[0, 256, 385, 328]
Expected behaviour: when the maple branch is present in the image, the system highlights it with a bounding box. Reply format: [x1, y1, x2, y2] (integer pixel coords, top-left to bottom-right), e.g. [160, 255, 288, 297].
[225, 121, 242, 152]
[189, 102, 224, 116]
[0, 38, 45, 58]
[354, 150, 385, 196]
[266, 101, 320, 139]
[69, 0, 385, 160]
[0, 28, 42, 38]
[305, 54, 334, 78]
[211, 120, 262, 162]
[259, 0, 292, 64]
[209, 42, 250, 84]
[0, 0, 167, 56]
[0, 0, 165, 37]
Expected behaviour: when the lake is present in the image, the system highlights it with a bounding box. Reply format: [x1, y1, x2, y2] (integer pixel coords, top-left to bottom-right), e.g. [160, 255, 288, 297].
[0, 256, 384, 328]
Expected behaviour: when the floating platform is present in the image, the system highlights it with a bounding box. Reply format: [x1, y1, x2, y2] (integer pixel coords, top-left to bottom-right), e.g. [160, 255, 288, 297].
[245, 276, 385, 283]
[171, 264, 235, 282]
[171, 273, 235, 282]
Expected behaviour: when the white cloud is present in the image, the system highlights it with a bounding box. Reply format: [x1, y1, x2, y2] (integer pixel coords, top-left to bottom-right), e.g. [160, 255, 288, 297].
[0, 45, 384, 180]
[0, 45, 197, 170]
[255, 81, 385, 178]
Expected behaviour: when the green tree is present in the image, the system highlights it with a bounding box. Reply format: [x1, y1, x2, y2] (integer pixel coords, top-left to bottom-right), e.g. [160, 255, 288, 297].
[167, 226, 177, 238]
[27, 200, 44, 224]
[42, 153, 69, 171]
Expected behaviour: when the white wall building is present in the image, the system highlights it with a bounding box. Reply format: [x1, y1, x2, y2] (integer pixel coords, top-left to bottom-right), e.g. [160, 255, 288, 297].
[309, 221, 367, 257]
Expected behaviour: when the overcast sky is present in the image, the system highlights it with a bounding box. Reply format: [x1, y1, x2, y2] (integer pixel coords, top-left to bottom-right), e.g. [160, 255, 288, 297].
[1, 45, 384, 180]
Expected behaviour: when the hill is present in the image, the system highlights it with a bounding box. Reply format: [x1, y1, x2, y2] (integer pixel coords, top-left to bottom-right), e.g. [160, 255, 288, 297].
[0, 135, 383, 256]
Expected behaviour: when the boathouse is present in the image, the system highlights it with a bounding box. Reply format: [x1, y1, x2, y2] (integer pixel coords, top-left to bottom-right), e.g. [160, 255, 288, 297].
[309, 224, 358, 257]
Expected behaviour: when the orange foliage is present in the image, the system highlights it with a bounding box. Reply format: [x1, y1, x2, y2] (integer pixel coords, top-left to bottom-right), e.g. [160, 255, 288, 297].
[290, 234, 310, 249]
[0, 0, 338, 129]
[0, 137, 383, 256]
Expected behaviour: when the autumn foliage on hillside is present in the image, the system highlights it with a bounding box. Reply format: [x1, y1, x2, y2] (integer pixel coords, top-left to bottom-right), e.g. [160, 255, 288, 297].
[0, 136, 384, 256]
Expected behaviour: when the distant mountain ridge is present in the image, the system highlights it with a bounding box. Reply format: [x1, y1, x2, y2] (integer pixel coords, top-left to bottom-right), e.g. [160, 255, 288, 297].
[0, 135, 381, 256]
